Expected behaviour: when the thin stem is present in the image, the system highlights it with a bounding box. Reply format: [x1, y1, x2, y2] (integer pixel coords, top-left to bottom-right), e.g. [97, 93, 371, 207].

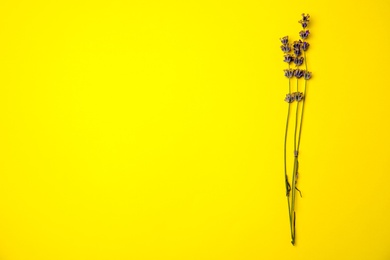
[297, 51, 308, 151]
[284, 103, 293, 239]
[284, 64, 293, 240]
[284, 104, 291, 196]
[291, 51, 309, 246]
[290, 157, 298, 245]
[294, 79, 299, 150]
[290, 74, 300, 245]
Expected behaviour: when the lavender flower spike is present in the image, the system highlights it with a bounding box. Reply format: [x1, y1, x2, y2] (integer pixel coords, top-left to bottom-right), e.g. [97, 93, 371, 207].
[301, 41, 310, 51]
[281, 44, 291, 53]
[294, 92, 304, 102]
[293, 56, 304, 67]
[284, 93, 295, 103]
[284, 69, 294, 78]
[300, 21, 308, 29]
[294, 69, 304, 78]
[294, 48, 301, 57]
[280, 36, 289, 45]
[304, 71, 312, 80]
[283, 54, 293, 63]
[299, 30, 310, 40]
[301, 13, 310, 23]
[293, 41, 301, 50]
[299, 14, 310, 29]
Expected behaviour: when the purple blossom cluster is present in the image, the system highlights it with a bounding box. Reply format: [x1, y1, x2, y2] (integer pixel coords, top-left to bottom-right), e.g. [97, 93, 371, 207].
[283, 68, 311, 80]
[280, 13, 312, 103]
[284, 92, 304, 103]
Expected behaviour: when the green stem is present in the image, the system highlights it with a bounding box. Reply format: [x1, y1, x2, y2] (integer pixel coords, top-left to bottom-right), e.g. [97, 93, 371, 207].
[284, 103, 291, 196]
[291, 51, 309, 246]
[284, 65, 293, 240]
[297, 51, 308, 151]
[290, 157, 298, 245]
[284, 103, 293, 238]
[294, 79, 299, 151]
[290, 78, 300, 245]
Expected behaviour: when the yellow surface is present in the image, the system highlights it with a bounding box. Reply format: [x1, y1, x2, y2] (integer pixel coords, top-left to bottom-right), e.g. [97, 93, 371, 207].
[0, 0, 389, 259]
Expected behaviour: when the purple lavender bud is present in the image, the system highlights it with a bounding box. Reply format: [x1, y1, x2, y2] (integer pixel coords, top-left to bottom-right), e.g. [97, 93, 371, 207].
[294, 48, 301, 56]
[284, 93, 295, 103]
[299, 30, 310, 40]
[293, 56, 304, 67]
[283, 54, 293, 63]
[294, 69, 304, 78]
[281, 44, 291, 53]
[304, 71, 312, 80]
[292, 41, 301, 50]
[280, 36, 289, 45]
[298, 14, 310, 29]
[301, 13, 310, 23]
[284, 69, 294, 78]
[301, 41, 310, 51]
[294, 92, 304, 102]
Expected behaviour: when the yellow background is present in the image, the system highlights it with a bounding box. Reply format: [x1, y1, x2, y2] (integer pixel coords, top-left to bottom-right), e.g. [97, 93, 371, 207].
[0, 0, 389, 259]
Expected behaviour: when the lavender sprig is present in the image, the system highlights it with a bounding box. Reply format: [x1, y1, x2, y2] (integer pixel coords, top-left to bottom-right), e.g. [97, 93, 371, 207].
[290, 13, 312, 246]
[280, 13, 313, 246]
[280, 35, 294, 239]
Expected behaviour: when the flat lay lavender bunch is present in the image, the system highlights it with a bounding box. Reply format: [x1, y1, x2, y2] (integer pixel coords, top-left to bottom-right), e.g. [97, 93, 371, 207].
[280, 13, 312, 246]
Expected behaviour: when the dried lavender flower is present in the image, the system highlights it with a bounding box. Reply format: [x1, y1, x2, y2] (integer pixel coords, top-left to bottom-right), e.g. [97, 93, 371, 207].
[284, 69, 294, 78]
[293, 56, 304, 67]
[280, 36, 289, 45]
[294, 92, 304, 102]
[281, 44, 291, 53]
[299, 30, 310, 40]
[283, 54, 293, 63]
[301, 13, 310, 23]
[300, 21, 308, 29]
[294, 48, 301, 56]
[298, 14, 310, 29]
[301, 41, 310, 51]
[284, 93, 295, 103]
[304, 71, 312, 80]
[294, 69, 304, 78]
[292, 41, 301, 50]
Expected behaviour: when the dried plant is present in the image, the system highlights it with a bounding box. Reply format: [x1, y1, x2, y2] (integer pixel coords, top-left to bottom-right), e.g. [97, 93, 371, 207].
[280, 13, 312, 245]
